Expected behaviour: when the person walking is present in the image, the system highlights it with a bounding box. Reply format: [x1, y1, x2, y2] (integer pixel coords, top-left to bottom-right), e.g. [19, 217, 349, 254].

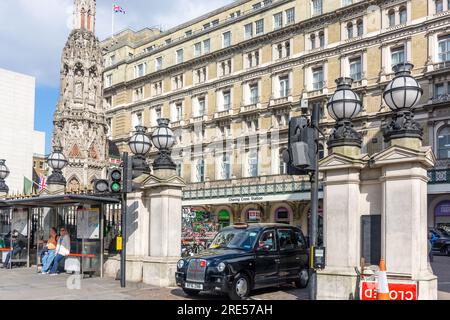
[428, 230, 437, 263]
[49, 227, 70, 275]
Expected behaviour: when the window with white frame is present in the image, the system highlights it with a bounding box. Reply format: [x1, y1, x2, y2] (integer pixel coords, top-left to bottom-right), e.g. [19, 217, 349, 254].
[399, 6, 407, 24]
[439, 35, 450, 62]
[434, 0, 449, 13]
[173, 102, 183, 121]
[312, 67, 324, 90]
[152, 106, 162, 126]
[223, 90, 231, 110]
[319, 31, 325, 47]
[219, 59, 232, 76]
[286, 8, 295, 24]
[310, 34, 316, 49]
[109, 55, 116, 66]
[105, 96, 112, 109]
[105, 74, 112, 87]
[350, 57, 362, 80]
[155, 57, 163, 71]
[223, 31, 232, 48]
[247, 149, 258, 177]
[347, 22, 354, 39]
[197, 96, 206, 116]
[194, 42, 202, 57]
[388, 9, 396, 27]
[275, 113, 289, 127]
[245, 23, 253, 40]
[172, 74, 184, 90]
[132, 111, 142, 128]
[312, 0, 323, 15]
[357, 19, 364, 36]
[195, 159, 205, 182]
[342, 0, 353, 6]
[195, 67, 207, 84]
[391, 46, 405, 66]
[203, 39, 211, 54]
[274, 12, 283, 30]
[212, 19, 219, 27]
[134, 63, 146, 78]
[253, 2, 262, 10]
[176, 49, 184, 64]
[437, 126, 450, 159]
[245, 119, 259, 132]
[255, 19, 264, 35]
[279, 76, 290, 97]
[435, 82, 446, 98]
[219, 124, 231, 138]
[221, 154, 231, 180]
[249, 83, 259, 104]
[133, 86, 144, 101]
[152, 80, 163, 96]
[279, 149, 288, 174]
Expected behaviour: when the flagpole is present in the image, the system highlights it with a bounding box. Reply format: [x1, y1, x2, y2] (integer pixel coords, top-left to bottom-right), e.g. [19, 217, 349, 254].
[112, 4, 115, 40]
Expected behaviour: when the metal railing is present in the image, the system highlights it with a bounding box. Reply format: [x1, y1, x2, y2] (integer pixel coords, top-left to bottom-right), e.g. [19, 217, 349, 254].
[428, 169, 450, 184]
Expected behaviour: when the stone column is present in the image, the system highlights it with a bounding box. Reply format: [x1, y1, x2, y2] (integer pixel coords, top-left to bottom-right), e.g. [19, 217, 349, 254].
[316, 147, 367, 300]
[142, 168, 185, 287]
[372, 141, 437, 300]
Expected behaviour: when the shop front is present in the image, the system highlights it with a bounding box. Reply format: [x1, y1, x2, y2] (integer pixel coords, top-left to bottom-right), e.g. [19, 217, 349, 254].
[434, 200, 450, 230]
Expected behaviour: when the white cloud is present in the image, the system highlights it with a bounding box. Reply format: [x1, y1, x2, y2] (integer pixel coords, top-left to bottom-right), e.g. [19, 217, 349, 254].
[0, 0, 231, 87]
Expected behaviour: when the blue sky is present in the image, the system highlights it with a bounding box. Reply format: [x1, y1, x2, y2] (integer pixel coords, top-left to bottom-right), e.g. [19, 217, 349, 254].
[0, 0, 231, 153]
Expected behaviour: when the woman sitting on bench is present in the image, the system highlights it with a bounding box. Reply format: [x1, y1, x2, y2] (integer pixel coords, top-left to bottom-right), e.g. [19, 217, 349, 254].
[49, 227, 70, 275]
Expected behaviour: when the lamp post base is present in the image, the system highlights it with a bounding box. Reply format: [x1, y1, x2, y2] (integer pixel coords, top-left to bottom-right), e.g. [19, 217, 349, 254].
[383, 110, 423, 144]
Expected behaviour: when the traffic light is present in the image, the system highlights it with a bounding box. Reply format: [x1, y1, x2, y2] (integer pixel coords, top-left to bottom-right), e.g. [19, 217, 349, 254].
[123, 154, 145, 193]
[93, 179, 109, 194]
[283, 116, 317, 175]
[109, 168, 123, 193]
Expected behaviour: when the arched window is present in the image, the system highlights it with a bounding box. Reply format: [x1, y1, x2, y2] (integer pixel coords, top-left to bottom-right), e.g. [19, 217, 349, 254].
[255, 51, 260, 65]
[285, 41, 291, 57]
[438, 126, 450, 159]
[310, 34, 316, 49]
[399, 6, 407, 24]
[388, 9, 396, 27]
[80, 8, 86, 30]
[87, 10, 91, 31]
[277, 44, 283, 59]
[357, 19, 364, 36]
[318, 31, 325, 47]
[347, 22, 354, 39]
[248, 53, 253, 67]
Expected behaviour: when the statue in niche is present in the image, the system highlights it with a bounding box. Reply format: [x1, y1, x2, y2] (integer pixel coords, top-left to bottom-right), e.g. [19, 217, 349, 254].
[74, 82, 83, 98]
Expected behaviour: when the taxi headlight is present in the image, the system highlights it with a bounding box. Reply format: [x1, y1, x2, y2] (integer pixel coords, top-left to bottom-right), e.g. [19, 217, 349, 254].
[177, 259, 185, 269]
[217, 262, 226, 272]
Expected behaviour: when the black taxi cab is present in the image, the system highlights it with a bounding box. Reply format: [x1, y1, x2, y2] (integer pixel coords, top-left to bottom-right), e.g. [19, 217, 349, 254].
[175, 223, 309, 300]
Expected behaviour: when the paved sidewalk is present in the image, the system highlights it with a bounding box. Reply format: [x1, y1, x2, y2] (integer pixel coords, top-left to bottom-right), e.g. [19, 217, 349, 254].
[0, 268, 307, 300]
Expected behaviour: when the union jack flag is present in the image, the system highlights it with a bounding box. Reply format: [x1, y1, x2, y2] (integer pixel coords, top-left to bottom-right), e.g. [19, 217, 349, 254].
[38, 176, 48, 190]
[113, 5, 126, 14]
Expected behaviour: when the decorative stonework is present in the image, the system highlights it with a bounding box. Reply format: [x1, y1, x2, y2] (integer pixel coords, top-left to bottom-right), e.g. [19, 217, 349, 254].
[52, 0, 107, 187]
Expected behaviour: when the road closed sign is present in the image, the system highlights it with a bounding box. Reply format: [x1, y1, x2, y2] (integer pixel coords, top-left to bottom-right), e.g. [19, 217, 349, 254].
[361, 281, 417, 300]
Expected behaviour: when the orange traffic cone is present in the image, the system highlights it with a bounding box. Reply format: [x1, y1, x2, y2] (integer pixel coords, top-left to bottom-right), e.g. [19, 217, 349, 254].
[377, 259, 390, 300]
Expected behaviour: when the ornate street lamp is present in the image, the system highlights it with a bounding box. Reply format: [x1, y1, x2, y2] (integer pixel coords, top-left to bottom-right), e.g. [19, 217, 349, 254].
[383, 62, 423, 142]
[0, 160, 10, 193]
[151, 118, 176, 170]
[327, 77, 362, 148]
[47, 145, 68, 186]
[128, 125, 152, 173]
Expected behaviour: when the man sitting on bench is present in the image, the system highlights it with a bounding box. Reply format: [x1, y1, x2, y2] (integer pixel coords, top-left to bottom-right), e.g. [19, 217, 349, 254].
[49, 227, 70, 275]
[1, 230, 27, 269]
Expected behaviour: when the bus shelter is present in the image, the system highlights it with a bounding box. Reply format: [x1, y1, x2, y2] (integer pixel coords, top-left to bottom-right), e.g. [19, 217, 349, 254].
[0, 195, 120, 278]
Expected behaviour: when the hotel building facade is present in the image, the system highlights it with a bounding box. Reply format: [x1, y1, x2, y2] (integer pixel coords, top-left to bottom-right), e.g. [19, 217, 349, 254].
[101, 0, 450, 242]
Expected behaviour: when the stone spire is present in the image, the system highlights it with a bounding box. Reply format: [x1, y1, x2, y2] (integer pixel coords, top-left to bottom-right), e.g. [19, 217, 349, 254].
[52, 0, 107, 190]
[73, 0, 96, 32]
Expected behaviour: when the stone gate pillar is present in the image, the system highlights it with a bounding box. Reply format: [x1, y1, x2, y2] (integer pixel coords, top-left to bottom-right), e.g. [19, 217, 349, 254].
[372, 139, 437, 299]
[317, 146, 367, 300]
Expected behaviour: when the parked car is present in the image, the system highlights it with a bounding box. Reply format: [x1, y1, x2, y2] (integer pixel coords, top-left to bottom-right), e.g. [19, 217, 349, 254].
[431, 228, 450, 255]
[175, 223, 310, 300]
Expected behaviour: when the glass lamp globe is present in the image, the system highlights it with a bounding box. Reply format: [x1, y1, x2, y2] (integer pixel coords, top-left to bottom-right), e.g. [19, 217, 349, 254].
[151, 118, 175, 150]
[383, 62, 423, 111]
[0, 160, 10, 180]
[47, 146, 68, 170]
[128, 126, 152, 156]
[327, 77, 362, 121]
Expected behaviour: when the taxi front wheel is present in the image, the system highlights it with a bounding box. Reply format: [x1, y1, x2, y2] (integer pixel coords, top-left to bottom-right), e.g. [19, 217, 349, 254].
[228, 273, 251, 300]
[294, 268, 309, 288]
